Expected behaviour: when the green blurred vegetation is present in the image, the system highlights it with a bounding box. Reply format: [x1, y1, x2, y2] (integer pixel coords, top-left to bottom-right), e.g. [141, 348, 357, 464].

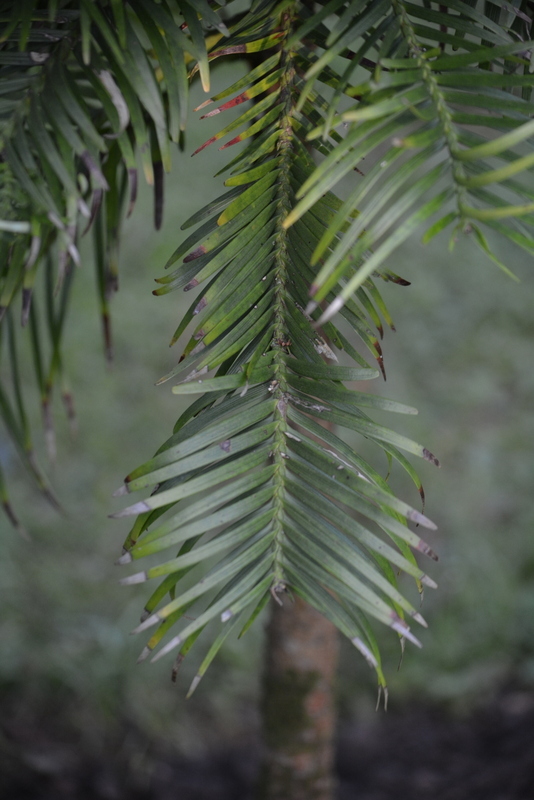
[1, 59, 534, 754]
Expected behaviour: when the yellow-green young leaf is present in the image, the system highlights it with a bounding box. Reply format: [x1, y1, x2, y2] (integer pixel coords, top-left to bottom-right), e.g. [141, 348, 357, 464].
[206, 32, 284, 61]
[224, 157, 281, 187]
[222, 129, 284, 176]
[197, 52, 281, 106]
[217, 170, 279, 225]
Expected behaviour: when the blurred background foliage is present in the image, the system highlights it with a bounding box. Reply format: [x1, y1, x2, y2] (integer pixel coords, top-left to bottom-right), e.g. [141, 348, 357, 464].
[1, 56, 534, 764]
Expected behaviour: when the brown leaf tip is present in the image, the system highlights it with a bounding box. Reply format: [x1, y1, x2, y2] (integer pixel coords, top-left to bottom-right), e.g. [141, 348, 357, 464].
[194, 296, 208, 314]
[377, 355, 386, 381]
[423, 448, 440, 467]
[418, 541, 439, 561]
[171, 654, 184, 683]
[184, 246, 206, 263]
[192, 136, 217, 156]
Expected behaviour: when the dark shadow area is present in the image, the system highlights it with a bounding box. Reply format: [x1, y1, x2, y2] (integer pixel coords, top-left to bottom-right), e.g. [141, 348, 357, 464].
[2, 689, 533, 800]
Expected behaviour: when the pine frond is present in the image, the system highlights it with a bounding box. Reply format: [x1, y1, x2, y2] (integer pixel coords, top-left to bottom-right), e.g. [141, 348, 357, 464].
[0, 1, 215, 522]
[282, 0, 534, 323]
[116, 2, 440, 692]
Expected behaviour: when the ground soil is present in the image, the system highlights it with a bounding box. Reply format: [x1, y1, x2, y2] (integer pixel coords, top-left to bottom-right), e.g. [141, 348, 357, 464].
[2, 691, 534, 800]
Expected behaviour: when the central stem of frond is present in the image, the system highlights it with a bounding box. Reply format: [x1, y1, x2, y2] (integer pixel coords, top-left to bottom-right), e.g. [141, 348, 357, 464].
[269, 8, 298, 593]
[391, 0, 468, 215]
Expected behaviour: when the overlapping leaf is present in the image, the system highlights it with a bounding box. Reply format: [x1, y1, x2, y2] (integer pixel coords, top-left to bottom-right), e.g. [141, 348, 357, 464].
[116, 1, 440, 693]
[283, 0, 534, 323]
[0, 0, 214, 525]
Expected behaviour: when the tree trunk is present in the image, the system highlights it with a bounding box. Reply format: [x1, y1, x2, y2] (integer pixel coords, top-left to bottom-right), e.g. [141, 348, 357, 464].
[257, 597, 340, 800]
